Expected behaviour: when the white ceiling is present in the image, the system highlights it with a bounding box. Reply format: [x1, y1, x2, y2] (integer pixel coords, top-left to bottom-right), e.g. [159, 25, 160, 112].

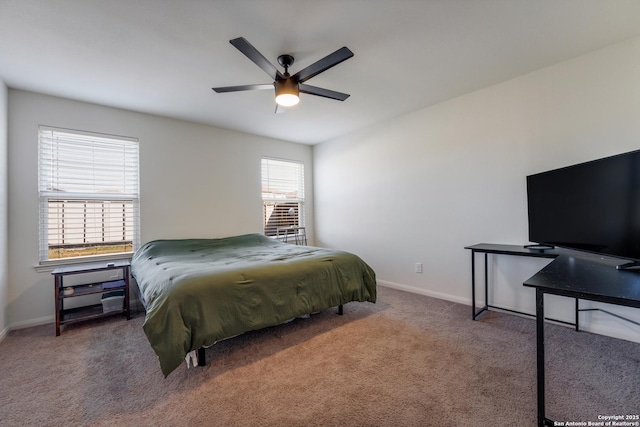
[2, 1, 640, 145]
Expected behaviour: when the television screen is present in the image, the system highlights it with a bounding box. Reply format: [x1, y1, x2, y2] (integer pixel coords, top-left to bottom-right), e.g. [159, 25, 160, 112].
[526, 150, 640, 264]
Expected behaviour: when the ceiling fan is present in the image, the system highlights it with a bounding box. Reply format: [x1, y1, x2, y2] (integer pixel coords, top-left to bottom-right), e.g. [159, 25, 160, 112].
[212, 37, 353, 111]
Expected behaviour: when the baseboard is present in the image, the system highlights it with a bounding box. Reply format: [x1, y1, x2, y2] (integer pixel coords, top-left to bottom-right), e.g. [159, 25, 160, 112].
[377, 280, 640, 345]
[7, 284, 639, 345]
[7, 297, 143, 332]
[578, 317, 640, 345]
[377, 280, 470, 306]
[10, 315, 55, 331]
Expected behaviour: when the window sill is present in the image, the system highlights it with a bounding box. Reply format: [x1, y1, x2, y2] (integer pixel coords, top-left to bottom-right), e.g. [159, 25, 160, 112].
[34, 253, 133, 273]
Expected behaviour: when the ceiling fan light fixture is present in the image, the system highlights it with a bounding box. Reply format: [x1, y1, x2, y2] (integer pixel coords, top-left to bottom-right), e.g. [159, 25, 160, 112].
[275, 79, 300, 107]
[212, 38, 353, 110]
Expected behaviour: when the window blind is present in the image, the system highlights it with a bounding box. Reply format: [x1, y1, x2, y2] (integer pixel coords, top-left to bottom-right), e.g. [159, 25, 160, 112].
[261, 157, 304, 237]
[38, 126, 140, 262]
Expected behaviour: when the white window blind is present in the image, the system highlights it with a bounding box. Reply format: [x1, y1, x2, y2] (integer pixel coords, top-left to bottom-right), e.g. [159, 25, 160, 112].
[261, 157, 304, 237]
[38, 126, 140, 262]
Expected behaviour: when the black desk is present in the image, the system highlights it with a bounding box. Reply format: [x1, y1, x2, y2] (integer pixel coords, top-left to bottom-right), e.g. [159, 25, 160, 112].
[465, 244, 562, 321]
[523, 253, 640, 427]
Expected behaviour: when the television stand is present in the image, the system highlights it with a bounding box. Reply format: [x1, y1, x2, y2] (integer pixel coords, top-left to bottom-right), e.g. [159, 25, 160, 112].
[467, 243, 640, 426]
[524, 254, 640, 426]
[464, 244, 566, 322]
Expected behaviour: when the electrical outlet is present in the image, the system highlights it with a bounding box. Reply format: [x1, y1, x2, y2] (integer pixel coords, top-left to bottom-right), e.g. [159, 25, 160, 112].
[415, 262, 423, 273]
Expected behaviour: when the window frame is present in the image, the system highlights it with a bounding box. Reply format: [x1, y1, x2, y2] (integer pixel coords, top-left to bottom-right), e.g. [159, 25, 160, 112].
[37, 126, 140, 267]
[261, 157, 305, 239]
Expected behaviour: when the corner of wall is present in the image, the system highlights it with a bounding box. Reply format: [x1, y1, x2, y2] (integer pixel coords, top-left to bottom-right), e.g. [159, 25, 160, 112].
[0, 80, 8, 338]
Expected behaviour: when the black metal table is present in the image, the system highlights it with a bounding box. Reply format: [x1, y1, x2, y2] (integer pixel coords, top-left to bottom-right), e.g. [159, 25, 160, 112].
[523, 253, 640, 427]
[465, 244, 562, 320]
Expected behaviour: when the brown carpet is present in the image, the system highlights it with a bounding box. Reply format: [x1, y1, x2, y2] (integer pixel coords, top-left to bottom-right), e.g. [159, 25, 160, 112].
[1, 286, 638, 426]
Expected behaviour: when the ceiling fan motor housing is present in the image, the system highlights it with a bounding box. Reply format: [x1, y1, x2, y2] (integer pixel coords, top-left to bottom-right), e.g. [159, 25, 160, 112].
[275, 77, 298, 94]
[275, 77, 299, 106]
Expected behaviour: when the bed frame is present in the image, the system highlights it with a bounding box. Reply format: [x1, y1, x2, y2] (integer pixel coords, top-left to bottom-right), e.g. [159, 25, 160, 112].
[196, 304, 344, 366]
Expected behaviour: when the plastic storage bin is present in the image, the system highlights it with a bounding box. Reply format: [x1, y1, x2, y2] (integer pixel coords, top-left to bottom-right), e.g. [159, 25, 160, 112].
[101, 290, 125, 313]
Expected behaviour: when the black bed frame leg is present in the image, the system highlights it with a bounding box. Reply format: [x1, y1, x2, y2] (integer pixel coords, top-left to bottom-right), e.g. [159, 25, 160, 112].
[338, 304, 343, 315]
[197, 347, 206, 367]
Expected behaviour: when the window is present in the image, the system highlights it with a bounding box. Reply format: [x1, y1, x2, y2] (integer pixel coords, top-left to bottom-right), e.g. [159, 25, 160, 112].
[261, 157, 304, 237]
[38, 126, 140, 263]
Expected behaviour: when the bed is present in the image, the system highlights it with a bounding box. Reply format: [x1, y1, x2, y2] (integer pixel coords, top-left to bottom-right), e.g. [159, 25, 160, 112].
[130, 233, 377, 376]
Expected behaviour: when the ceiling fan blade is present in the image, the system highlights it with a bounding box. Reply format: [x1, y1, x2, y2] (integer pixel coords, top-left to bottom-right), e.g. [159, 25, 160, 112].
[299, 84, 350, 101]
[212, 84, 273, 93]
[292, 47, 354, 84]
[230, 37, 284, 80]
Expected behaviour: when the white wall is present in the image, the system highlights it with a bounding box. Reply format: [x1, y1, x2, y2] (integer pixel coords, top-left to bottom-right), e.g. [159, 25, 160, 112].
[7, 90, 313, 328]
[314, 36, 640, 343]
[0, 80, 7, 338]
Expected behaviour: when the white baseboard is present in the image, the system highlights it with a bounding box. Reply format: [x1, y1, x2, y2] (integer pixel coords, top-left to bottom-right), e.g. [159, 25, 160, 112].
[7, 297, 143, 333]
[9, 315, 55, 331]
[377, 280, 640, 345]
[0, 325, 8, 343]
[377, 280, 470, 306]
[578, 317, 640, 345]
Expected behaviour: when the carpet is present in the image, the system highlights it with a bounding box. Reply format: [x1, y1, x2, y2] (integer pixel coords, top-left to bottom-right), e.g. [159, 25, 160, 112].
[0, 286, 638, 426]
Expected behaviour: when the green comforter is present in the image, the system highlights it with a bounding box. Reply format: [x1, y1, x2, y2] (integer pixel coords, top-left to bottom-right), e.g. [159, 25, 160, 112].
[131, 233, 377, 376]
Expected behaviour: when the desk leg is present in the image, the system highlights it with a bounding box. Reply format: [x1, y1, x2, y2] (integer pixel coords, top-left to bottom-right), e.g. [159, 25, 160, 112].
[471, 251, 490, 320]
[484, 253, 489, 310]
[124, 265, 131, 320]
[54, 275, 62, 336]
[536, 288, 548, 427]
[471, 251, 476, 320]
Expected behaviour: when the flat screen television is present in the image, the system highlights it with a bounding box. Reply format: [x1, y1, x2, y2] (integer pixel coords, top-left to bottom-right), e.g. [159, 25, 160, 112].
[526, 149, 640, 269]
